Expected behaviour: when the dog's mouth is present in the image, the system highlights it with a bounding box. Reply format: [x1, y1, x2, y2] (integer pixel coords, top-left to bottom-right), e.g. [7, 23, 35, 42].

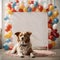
[20, 44, 27, 46]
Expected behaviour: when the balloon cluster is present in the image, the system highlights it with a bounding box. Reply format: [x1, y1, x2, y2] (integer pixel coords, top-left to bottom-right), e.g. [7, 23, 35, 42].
[4, 0, 60, 50]
[48, 4, 59, 49]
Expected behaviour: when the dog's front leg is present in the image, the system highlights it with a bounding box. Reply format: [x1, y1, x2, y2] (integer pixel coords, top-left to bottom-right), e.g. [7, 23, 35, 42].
[17, 47, 24, 58]
[11, 45, 16, 54]
[30, 52, 35, 58]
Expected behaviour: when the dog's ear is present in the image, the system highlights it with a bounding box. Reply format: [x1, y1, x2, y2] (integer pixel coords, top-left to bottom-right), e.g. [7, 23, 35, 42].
[15, 32, 21, 37]
[26, 32, 32, 36]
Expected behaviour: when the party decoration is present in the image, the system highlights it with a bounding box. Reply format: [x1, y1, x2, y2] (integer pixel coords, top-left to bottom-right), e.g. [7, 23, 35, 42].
[53, 10, 59, 16]
[3, 43, 9, 50]
[4, 31, 12, 39]
[53, 18, 59, 24]
[3, 0, 60, 50]
[48, 11, 53, 17]
[38, 5, 43, 12]
[49, 4, 54, 11]
[53, 24, 57, 29]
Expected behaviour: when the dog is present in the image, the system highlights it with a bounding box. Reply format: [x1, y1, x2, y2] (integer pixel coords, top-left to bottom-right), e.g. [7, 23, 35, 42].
[11, 32, 35, 58]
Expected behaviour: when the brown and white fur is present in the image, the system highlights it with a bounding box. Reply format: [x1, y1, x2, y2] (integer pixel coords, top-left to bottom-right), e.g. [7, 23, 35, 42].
[11, 32, 35, 58]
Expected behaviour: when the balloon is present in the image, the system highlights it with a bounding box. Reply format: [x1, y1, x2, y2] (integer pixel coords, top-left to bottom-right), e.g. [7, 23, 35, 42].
[48, 35, 54, 40]
[5, 24, 12, 32]
[48, 11, 53, 17]
[48, 23, 52, 29]
[32, 7, 36, 12]
[19, 9, 23, 12]
[12, 2, 16, 8]
[36, 8, 40, 12]
[53, 24, 57, 29]
[54, 6, 57, 8]
[56, 33, 59, 38]
[49, 15, 55, 20]
[4, 31, 12, 39]
[43, 3, 48, 9]
[52, 29, 57, 33]
[53, 10, 59, 17]
[9, 45, 13, 50]
[7, 3, 12, 9]
[51, 41, 56, 47]
[48, 19, 52, 24]
[30, 4, 34, 8]
[11, 8, 17, 12]
[53, 18, 59, 24]
[48, 44, 53, 49]
[14, 5, 19, 11]
[49, 4, 54, 11]
[38, 5, 43, 12]
[23, 7, 27, 12]
[34, 1, 38, 7]
[4, 16, 9, 20]
[53, 37, 56, 41]
[5, 39, 11, 43]
[3, 44, 9, 50]
[19, 3, 24, 9]
[16, 0, 19, 3]
[7, 10, 13, 15]
[42, 9, 46, 12]
[27, 7, 32, 12]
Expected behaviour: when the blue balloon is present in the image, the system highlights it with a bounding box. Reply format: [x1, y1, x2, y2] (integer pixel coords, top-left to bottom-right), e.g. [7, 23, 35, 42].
[5, 39, 11, 43]
[34, 1, 38, 7]
[28, 7, 32, 12]
[53, 18, 59, 24]
[54, 6, 57, 8]
[48, 11, 53, 17]
[12, 2, 16, 8]
[3, 45, 9, 50]
[4, 16, 9, 20]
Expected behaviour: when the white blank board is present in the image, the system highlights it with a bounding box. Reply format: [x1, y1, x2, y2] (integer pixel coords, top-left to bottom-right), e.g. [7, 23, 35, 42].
[11, 12, 48, 48]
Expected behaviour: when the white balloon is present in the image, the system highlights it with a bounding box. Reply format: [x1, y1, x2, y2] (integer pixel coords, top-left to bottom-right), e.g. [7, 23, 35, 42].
[43, 3, 48, 9]
[15, 6, 19, 11]
[53, 24, 58, 29]
[30, 4, 34, 8]
[24, 3, 29, 8]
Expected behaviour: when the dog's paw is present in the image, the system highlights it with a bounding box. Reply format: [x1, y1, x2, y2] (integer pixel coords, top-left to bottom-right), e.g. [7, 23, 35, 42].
[30, 53, 35, 58]
[18, 54, 24, 58]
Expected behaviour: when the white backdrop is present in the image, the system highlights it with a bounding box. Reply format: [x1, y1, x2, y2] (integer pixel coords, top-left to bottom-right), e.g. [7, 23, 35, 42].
[11, 12, 48, 48]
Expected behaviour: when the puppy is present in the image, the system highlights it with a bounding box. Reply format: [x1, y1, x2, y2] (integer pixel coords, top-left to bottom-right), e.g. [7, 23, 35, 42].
[11, 32, 35, 58]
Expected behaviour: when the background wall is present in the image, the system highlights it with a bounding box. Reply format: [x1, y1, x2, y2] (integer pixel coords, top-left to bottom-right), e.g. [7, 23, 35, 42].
[1, 0, 60, 48]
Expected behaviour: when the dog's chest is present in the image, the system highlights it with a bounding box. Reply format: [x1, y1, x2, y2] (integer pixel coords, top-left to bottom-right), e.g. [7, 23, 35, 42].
[21, 46, 30, 54]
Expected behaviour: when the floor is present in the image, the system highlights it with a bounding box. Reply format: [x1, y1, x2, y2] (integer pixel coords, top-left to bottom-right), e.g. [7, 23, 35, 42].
[0, 49, 60, 60]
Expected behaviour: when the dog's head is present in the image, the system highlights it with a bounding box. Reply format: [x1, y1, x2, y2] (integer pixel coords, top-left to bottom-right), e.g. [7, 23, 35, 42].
[15, 32, 32, 46]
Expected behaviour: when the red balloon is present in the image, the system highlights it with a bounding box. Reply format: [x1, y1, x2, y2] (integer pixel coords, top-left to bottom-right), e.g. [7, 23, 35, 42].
[32, 7, 36, 12]
[5, 24, 12, 32]
[48, 23, 52, 29]
[9, 46, 13, 50]
[16, 0, 19, 3]
[38, 5, 43, 12]
[19, 9, 23, 12]
[7, 3, 12, 9]
[48, 35, 54, 40]
[46, 8, 49, 12]
[52, 29, 57, 33]
[11, 8, 17, 12]
[56, 33, 59, 38]
[48, 44, 53, 49]
[48, 19, 52, 24]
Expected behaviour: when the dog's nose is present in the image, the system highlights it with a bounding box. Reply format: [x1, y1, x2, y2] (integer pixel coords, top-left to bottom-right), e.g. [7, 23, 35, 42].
[22, 37, 24, 40]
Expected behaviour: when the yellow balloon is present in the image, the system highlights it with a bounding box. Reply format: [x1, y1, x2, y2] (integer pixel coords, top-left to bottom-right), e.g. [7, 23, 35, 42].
[53, 10, 59, 17]
[4, 31, 12, 39]
[42, 9, 46, 12]
[49, 5, 54, 11]
[19, 3, 24, 9]
[7, 9, 13, 15]
[23, 7, 27, 12]
[51, 41, 56, 47]
[36, 8, 40, 12]
[49, 15, 55, 20]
